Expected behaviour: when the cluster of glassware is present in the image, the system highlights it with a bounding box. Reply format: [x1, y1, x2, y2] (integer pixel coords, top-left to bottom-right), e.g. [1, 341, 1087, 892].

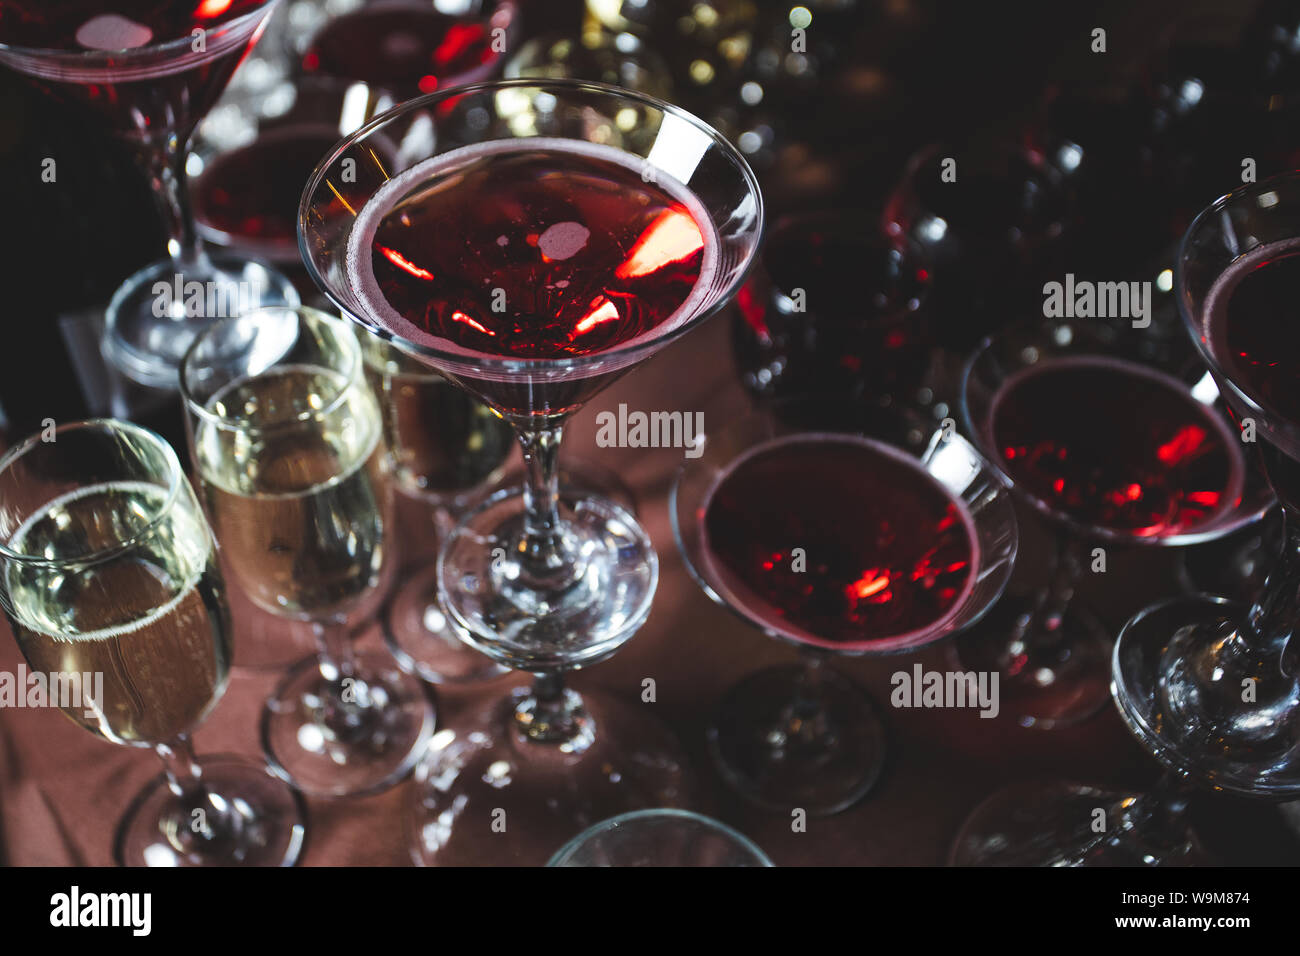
[1, 0, 1300, 869]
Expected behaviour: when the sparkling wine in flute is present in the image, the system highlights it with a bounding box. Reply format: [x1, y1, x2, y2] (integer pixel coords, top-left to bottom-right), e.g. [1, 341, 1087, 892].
[346, 138, 720, 419]
[3, 481, 229, 745]
[359, 334, 513, 498]
[700, 434, 979, 649]
[192, 364, 393, 619]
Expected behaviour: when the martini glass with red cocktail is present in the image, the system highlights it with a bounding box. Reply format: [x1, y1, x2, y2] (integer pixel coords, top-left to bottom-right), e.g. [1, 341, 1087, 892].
[299, 79, 764, 863]
[0, 0, 300, 387]
[672, 400, 1018, 815]
[949, 314, 1275, 865]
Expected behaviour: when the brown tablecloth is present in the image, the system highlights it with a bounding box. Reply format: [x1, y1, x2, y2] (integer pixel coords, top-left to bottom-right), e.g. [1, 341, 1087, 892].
[2, 315, 1295, 866]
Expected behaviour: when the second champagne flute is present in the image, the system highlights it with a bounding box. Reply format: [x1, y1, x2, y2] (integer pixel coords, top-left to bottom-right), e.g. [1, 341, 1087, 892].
[181, 305, 434, 798]
[357, 330, 515, 685]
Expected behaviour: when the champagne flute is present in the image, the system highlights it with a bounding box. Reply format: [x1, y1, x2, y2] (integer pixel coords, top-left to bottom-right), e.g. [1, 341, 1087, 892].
[0, 418, 305, 866]
[181, 305, 434, 798]
[357, 329, 515, 684]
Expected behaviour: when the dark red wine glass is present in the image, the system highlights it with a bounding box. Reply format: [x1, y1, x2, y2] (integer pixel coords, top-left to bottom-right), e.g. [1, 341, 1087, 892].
[299, 79, 764, 864]
[0, 1, 300, 388]
[731, 210, 934, 405]
[671, 399, 1018, 815]
[883, 141, 1075, 351]
[949, 315, 1275, 865]
[954, 318, 1272, 733]
[300, 0, 519, 100]
[1111, 173, 1300, 817]
[194, 76, 400, 268]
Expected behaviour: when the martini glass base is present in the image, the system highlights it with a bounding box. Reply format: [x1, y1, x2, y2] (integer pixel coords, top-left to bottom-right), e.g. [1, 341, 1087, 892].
[103, 252, 299, 389]
[1113, 595, 1300, 797]
[261, 650, 436, 799]
[383, 562, 510, 685]
[114, 755, 307, 867]
[949, 780, 1209, 866]
[439, 489, 658, 671]
[407, 684, 694, 866]
[949, 595, 1112, 730]
[707, 664, 886, 816]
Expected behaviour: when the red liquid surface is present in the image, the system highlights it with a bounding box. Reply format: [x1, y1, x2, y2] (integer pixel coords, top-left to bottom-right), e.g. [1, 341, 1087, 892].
[302, 3, 503, 96]
[1206, 240, 1300, 510]
[1208, 242, 1300, 428]
[0, 1, 272, 140]
[195, 125, 346, 250]
[356, 144, 710, 358]
[989, 356, 1242, 536]
[701, 436, 976, 647]
[0, 1, 267, 48]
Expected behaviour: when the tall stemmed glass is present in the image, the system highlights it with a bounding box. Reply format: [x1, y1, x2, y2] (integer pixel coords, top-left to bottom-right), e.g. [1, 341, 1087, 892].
[0, 419, 305, 866]
[357, 329, 514, 685]
[1118, 173, 1300, 800]
[948, 318, 1274, 866]
[300, 79, 764, 863]
[672, 401, 1018, 815]
[181, 306, 434, 798]
[952, 318, 1273, 731]
[0, 1, 299, 388]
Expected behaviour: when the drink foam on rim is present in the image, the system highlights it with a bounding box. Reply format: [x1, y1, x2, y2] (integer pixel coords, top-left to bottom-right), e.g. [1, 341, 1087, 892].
[6, 481, 206, 643]
[344, 137, 721, 372]
[697, 432, 982, 651]
[197, 365, 385, 499]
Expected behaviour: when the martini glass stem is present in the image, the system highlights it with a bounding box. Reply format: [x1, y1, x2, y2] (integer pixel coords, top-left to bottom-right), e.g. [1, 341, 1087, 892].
[763, 650, 837, 754]
[515, 423, 580, 588]
[152, 734, 235, 854]
[137, 128, 208, 271]
[514, 671, 594, 751]
[1247, 506, 1300, 674]
[1017, 533, 1085, 657]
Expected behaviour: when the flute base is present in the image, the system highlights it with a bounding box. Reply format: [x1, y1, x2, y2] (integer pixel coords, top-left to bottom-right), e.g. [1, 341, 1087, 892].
[407, 684, 693, 866]
[103, 252, 299, 389]
[261, 650, 436, 799]
[114, 755, 307, 867]
[707, 664, 886, 816]
[949, 780, 1209, 866]
[384, 562, 510, 685]
[949, 594, 1112, 730]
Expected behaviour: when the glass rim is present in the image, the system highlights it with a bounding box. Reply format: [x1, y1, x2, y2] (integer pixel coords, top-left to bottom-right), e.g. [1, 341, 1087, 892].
[179, 305, 366, 433]
[0, 0, 278, 67]
[1175, 169, 1300, 422]
[296, 76, 766, 374]
[958, 318, 1271, 547]
[546, 809, 774, 866]
[669, 398, 1016, 656]
[0, 418, 185, 567]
